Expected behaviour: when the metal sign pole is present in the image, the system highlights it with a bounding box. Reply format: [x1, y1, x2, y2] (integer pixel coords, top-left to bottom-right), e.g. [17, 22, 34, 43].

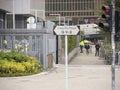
[65, 35, 68, 90]
[54, 25, 79, 90]
[111, 0, 115, 90]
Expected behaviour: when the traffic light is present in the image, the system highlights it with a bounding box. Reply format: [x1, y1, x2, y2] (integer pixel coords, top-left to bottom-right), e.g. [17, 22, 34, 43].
[115, 11, 120, 41]
[115, 11, 120, 33]
[99, 5, 112, 32]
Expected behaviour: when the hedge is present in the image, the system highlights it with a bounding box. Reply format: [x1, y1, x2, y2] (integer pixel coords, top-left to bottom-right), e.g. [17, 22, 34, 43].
[0, 52, 43, 77]
[68, 35, 77, 52]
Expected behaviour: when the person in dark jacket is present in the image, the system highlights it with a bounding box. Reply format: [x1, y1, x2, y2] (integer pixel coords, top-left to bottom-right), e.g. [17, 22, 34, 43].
[84, 43, 90, 54]
[95, 42, 100, 56]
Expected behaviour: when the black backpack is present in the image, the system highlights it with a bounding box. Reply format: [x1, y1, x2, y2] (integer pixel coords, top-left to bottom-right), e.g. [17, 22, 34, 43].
[84, 44, 90, 49]
[95, 44, 100, 49]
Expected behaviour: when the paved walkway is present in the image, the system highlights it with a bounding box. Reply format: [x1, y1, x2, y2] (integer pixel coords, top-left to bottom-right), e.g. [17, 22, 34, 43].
[0, 46, 120, 90]
[69, 48, 105, 65]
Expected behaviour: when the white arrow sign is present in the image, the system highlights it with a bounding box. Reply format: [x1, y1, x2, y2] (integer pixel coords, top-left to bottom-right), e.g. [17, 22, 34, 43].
[54, 25, 79, 35]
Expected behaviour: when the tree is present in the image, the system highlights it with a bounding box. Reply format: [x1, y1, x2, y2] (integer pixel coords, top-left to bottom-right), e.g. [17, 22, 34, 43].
[80, 30, 85, 40]
[104, 0, 120, 10]
[116, 0, 120, 10]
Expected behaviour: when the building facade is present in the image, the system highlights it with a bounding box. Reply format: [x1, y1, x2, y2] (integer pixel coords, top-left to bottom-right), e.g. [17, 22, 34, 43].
[0, 0, 45, 29]
[0, 0, 57, 69]
[45, 0, 103, 24]
[0, 0, 104, 27]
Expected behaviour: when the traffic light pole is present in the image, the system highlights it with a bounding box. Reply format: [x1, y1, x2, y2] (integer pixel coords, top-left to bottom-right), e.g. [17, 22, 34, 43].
[111, 0, 115, 90]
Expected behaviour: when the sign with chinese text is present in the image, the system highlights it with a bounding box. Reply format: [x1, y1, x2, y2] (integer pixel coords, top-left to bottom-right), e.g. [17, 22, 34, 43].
[54, 26, 79, 35]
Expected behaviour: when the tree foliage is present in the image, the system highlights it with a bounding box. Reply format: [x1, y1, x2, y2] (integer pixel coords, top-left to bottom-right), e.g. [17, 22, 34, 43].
[68, 35, 77, 52]
[0, 52, 43, 77]
[104, 0, 120, 10]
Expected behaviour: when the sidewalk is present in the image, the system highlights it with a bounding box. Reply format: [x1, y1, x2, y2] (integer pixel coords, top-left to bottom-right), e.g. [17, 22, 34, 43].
[0, 46, 120, 90]
[69, 49, 105, 65]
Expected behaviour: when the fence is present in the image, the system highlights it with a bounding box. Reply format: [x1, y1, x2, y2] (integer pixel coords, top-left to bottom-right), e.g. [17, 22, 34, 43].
[100, 46, 118, 65]
[0, 28, 56, 69]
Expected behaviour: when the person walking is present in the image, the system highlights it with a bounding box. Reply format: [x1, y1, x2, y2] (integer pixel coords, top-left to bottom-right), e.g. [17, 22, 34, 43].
[79, 40, 84, 53]
[84, 43, 90, 54]
[84, 39, 89, 44]
[95, 42, 100, 56]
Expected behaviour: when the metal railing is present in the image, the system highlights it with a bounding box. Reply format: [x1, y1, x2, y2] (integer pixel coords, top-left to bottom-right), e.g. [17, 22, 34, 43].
[0, 28, 56, 69]
[99, 46, 118, 65]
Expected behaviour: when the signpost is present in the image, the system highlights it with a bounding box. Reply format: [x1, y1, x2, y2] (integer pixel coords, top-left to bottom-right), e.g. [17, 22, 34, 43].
[54, 25, 79, 90]
[54, 26, 79, 35]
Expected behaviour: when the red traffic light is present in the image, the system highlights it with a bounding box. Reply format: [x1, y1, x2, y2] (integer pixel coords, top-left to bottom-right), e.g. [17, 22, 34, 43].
[102, 5, 111, 13]
[98, 5, 112, 32]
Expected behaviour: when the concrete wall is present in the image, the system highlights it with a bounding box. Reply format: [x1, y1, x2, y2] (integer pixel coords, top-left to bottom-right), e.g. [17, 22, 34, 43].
[0, 0, 45, 16]
[60, 47, 79, 64]
[30, 0, 45, 10]
[0, 0, 30, 13]
[14, 0, 30, 14]
[68, 47, 79, 63]
[30, 0, 45, 20]
[0, 0, 13, 12]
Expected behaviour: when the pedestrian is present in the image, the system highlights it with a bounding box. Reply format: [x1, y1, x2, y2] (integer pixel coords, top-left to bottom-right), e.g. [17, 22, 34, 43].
[79, 40, 84, 53]
[95, 42, 100, 56]
[84, 39, 89, 44]
[84, 43, 90, 54]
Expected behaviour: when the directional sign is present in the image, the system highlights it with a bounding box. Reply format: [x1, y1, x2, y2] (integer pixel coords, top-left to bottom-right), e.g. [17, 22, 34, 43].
[54, 26, 79, 35]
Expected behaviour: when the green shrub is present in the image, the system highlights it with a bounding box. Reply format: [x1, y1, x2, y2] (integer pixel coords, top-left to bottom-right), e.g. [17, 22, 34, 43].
[104, 43, 112, 51]
[0, 52, 30, 62]
[0, 60, 25, 74]
[0, 52, 43, 77]
[22, 62, 34, 73]
[68, 35, 77, 52]
[13, 53, 29, 62]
